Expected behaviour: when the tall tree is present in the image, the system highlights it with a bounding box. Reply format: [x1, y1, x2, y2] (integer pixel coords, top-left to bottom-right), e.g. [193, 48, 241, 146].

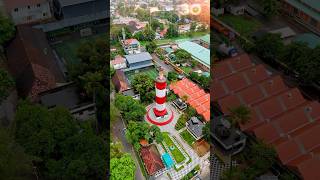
[145, 41, 157, 54]
[166, 23, 179, 38]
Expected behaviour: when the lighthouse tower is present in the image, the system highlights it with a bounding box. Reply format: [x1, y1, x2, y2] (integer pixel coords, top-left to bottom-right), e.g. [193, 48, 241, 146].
[146, 70, 174, 126]
[154, 71, 167, 117]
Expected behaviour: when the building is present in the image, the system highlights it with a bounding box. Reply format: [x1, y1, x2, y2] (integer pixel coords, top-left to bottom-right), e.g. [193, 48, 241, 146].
[170, 78, 210, 122]
[4, 0, 52, 25]
[34, 0, 107, 32]
[172, 98, 187, 111]
[140, 145, 165, 177]
[178, 41, 210, 70]
[199, 34, 210, 49]
[124, 52, 154, 71]
[212, 116, 246, 156]
[6, 25, 65, 101]
[282, 0, 320, 35]
[186, 116, 205, 140]
[110, 55, 126, 70]
[39, 83, 95, 121]
[293, 33, 320, 48]
[212, 53, 320, 179]
[112, 70, 130, 92]
[122, 38, 141, 55]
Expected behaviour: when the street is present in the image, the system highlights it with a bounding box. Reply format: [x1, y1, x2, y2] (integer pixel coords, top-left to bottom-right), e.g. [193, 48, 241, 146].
[112, 117, 145, 180]
[152, 53, 175, 73]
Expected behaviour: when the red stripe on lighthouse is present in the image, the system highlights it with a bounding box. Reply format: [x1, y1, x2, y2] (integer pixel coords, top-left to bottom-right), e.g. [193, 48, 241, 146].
[155, 96, 166, 104]
[155, 81, 166, 90]
[153, 108, 167, 116]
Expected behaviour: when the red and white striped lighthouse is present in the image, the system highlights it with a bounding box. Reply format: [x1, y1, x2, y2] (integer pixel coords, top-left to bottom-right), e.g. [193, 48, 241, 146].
[146, 70, 174, 126]
[154, 71, 167, 117]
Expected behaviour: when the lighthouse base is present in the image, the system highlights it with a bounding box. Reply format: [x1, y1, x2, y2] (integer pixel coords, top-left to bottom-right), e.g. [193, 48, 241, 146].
[146, 104, 174, 126]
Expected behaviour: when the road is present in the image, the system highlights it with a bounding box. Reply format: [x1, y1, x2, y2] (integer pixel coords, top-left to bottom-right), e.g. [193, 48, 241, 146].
[112, 117, 145, 180]
[152, 54, 175, 73]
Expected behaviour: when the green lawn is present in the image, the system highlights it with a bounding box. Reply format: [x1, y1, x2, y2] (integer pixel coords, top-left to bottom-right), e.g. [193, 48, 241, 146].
[162, 133, 185, 164]
[180, 130, 196, 146]
[180, 66, 192, 74]
[218, 15, 261, 37]
[125, 67, 158, 83]
[53, 34, 106, 65]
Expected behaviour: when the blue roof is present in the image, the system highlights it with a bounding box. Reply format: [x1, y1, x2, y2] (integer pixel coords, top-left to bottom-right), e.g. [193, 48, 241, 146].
[178, 41, 210, 68]
[125, 52, 153, 64]
[162, 153, 174, 168]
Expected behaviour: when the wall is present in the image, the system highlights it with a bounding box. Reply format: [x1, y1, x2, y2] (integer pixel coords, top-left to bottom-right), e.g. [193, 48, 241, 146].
[10, 1, 52, 25]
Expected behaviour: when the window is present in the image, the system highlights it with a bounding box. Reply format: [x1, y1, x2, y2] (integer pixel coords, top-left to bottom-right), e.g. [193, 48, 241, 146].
[14, 8, 18, 12]
[37, 4, 41, 7]
[43, 12, 47, 17]
[27, 5, 30, 9]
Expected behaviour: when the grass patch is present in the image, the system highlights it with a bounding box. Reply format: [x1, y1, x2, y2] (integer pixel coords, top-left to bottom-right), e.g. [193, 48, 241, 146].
[218, 15, 261, 37]
[125, 67, 158, 83]
[180, 66, 192, 74]
[180, 130, 196, 146]
[162, 133, 185, 164]
[175, 114, 188, 131]
[181, 165, 200, 180]
[53, 34, 106, 65]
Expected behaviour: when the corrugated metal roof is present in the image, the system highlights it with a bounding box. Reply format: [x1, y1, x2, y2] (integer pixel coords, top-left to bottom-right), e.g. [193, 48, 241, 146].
[178, 41, 210, 68]
[125, 52, 152, 64]
[285, 0, 320, 21]
[200, 34, 210, 44]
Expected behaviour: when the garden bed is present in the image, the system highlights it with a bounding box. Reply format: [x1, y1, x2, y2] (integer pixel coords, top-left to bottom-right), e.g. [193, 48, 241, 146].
[162, 133, 185, 164]
[180, 130, 196, 146]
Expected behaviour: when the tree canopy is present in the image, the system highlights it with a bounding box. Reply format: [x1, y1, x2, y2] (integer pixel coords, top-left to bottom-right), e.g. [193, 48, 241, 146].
[114, 94, 146, 122]
[110, 154, 136, 180]
[0, 127, 34, 180]
[131, 74, 154, 102]
[0, 12, 15, 46]
[145, 41, 157, 54]
[166, 23, 179, 38]
[14, 101, 107, 179]
[0, 69, 15, 103]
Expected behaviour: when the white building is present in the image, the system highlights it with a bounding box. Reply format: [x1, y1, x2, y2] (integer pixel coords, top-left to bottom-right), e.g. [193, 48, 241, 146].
[4, 0, 52, 25]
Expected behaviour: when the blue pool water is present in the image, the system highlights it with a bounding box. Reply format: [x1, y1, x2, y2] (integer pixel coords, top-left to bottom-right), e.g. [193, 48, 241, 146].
[162, 153, 174, 168]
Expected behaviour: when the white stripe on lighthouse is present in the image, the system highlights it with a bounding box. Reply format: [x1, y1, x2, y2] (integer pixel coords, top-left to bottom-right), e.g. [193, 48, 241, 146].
[155, 103, 166, 111]
[156, 88, 166, 98]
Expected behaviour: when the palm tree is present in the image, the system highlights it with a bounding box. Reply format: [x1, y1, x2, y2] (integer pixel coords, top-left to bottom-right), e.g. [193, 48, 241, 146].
[228, 105, 251, 127]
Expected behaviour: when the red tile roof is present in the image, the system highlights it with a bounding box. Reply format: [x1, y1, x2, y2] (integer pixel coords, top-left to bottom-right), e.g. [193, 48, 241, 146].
[213, 53, 320, 179]
[6, 25, 64, 101]
[140, 145, 165, 176]
[170, 78, 210, 121]
[110, 55, 125, 65]
[111, 70, 129, 92]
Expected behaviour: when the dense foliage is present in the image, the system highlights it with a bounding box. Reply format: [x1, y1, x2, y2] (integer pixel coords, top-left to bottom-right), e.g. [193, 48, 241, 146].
[125, 121, 163, 150]
[0, 12, 15, 46]
[14, 101, 107, 180]
[0, 127, 34, 179]
[189, 72, 210, 90]
[110, 154, 136, 180]
[114, 94, 146, 122]
[145, 41, 157, 54]
[131, 74, 155, 103]
[0, 69, 15, 103]
[166, 23, 179, 38]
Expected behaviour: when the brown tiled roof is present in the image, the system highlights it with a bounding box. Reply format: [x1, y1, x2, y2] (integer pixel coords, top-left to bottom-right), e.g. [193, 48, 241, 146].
[111, 70, 129, 92]
[6, 25, 64, 100]
[213, 53, 320, 179]
[140, 146, 164, 176]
